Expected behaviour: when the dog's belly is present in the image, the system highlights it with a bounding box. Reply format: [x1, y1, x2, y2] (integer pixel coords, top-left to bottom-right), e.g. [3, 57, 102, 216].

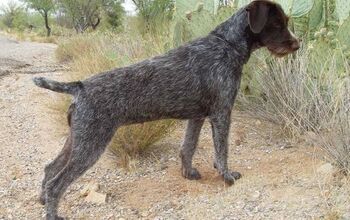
[123, 99, 210, 124]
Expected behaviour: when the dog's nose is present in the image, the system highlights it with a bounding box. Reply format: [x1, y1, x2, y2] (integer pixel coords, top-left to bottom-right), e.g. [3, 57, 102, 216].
[291, 39, 300, 51]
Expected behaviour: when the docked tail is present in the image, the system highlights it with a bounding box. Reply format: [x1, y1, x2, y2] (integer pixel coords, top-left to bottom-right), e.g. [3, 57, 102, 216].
[33, 77, 83, 95]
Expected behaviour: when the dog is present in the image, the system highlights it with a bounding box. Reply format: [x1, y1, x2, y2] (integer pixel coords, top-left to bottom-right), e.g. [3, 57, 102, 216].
[33, 1, 299, 219]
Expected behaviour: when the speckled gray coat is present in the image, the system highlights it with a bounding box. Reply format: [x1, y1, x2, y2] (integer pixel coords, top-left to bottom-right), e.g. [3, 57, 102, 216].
[33, 1, 299, 219]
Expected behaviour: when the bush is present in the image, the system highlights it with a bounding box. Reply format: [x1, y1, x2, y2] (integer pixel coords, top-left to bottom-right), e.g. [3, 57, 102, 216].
[240, 44, 350, 173]
[0, 2, 28, 31]
[55, 32, 176, 166]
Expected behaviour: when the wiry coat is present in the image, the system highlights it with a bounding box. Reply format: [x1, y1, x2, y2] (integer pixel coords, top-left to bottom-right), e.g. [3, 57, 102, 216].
[33, 1, 299, 219]
[78, 8, 250, 124]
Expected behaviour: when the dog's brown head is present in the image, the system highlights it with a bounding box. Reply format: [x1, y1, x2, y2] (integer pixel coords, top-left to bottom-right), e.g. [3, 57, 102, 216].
[246, 0, 300, 57]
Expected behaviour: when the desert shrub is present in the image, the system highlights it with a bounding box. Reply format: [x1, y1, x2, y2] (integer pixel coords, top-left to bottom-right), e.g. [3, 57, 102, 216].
[0, 2, 28, 31]
[55, 32, 176, 166]
[110, 120, 175, 167]
[240, 44, 350, 172]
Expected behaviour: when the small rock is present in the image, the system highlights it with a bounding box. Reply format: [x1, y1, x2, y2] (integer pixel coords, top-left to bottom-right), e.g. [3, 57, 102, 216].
[141, 211, 149, 217]
[80, 181, 100, 197]
[255, 120, 262, 126]
[85, 190, 106, 204]
[251, 191, 260, 199]
[317, 163, 334, 175]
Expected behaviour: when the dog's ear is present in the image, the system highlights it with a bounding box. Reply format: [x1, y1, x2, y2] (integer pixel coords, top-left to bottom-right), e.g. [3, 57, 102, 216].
[246, 1, 270, 34]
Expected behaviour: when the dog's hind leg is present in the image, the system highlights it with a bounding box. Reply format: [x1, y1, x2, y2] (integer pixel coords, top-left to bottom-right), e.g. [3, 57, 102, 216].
[180, 118, 205, 180]
[40, 104, 76, 205]
[44, 116, 117, 220]
[40, 134, 72, 205]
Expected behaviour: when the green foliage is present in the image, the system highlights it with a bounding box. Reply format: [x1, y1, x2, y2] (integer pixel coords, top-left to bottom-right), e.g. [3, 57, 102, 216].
[58, 0, 124, 33]
[132, 0, 174, 34]
[335, 0, 350, 23]
[172, 0, 234, 46]
[308, 0, 323, 30]
[23, 0, 55, 36]
[172, 9, 214, 46]
[336, 16, 350, 56]
[235, 0, 250, 9]
[59, 0, 102, 33]
[24, 0, 54, 13]
[0, 2, 28, 31]
[102, 0, 124, 29]
[276, 0, 314, 18]
[175, 0, 219, 16]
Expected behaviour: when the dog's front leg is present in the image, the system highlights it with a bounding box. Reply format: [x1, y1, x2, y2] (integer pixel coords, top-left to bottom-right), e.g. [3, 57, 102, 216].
[210, 111, 241, 185]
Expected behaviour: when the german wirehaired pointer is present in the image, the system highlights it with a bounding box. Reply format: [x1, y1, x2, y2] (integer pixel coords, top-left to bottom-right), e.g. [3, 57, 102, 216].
[33, 0, 299, 219]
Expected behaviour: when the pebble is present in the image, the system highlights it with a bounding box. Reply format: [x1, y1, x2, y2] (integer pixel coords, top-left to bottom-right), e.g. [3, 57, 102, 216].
[85, 190, 107, 204]
[80, 181, 100, 197]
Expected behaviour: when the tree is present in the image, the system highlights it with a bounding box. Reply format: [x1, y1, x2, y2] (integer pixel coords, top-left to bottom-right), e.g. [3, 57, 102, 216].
[102, 0, 124, 29]
[132, 0, 174, 33]
[23, 0, 55, 36]
[1, 1, 28, 30]
[59, 0, 124, 33]
[59, 0, 102, 33]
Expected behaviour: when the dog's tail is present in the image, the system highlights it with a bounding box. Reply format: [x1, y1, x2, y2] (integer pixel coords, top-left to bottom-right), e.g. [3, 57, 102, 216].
[33, 77, 83, 95]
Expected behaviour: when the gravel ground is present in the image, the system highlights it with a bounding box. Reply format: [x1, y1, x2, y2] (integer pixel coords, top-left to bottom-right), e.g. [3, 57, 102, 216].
[0, 34, 349, 220]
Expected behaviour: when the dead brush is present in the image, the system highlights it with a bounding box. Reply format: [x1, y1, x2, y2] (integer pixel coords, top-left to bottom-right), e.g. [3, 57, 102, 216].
[317, 57, 350, 174]
[109, 120, 176, 168]
[240, 45, 350, 173]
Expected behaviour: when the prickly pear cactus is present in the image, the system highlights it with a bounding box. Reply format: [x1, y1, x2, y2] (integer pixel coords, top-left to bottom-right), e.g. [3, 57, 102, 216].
[215, 6, 235, 24]
[175, 0, 220, 16]
[188, 10, 217, 39]
[308, 0, 323, 30]
[173, 20, 192, 47]
[336, 16, 350, 53]
[235, 0, 252, 8]
[173, 0, 235, 46]
[276, 0, 314, 18]
[335, 0, 350, 24]
[293, 15, 310, 37]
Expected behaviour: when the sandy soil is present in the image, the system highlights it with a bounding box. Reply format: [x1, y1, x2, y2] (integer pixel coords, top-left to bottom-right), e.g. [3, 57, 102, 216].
[0, 34, 349, 220]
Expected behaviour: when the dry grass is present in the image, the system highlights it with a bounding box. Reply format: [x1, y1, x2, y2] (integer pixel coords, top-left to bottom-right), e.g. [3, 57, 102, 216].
[0, 29, 59, 44]
[55, 32, 176, 167]
[240, 45, 350, 173]
[110, 120, 176, 168]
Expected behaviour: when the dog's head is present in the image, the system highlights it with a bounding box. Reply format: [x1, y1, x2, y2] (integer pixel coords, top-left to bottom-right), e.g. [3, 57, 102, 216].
[246, 0, 300, 56]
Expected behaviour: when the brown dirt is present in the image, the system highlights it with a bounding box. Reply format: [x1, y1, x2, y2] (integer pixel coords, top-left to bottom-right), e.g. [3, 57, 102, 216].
[0, 34, 349, 220]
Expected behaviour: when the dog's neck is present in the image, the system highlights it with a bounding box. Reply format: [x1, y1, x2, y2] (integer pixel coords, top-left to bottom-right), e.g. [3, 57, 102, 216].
[211, 8, 261, 62]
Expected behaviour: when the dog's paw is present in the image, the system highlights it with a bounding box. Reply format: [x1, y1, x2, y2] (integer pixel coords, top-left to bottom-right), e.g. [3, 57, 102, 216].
[182, 167, 202, 180]
[222, 171, 242, 185]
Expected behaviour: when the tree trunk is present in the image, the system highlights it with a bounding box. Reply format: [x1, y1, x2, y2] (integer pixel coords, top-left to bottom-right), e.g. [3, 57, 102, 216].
[44, 11, 51, 37]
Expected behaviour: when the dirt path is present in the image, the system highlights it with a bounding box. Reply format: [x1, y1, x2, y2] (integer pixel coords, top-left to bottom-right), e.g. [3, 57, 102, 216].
[0, 35, 349, 219]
